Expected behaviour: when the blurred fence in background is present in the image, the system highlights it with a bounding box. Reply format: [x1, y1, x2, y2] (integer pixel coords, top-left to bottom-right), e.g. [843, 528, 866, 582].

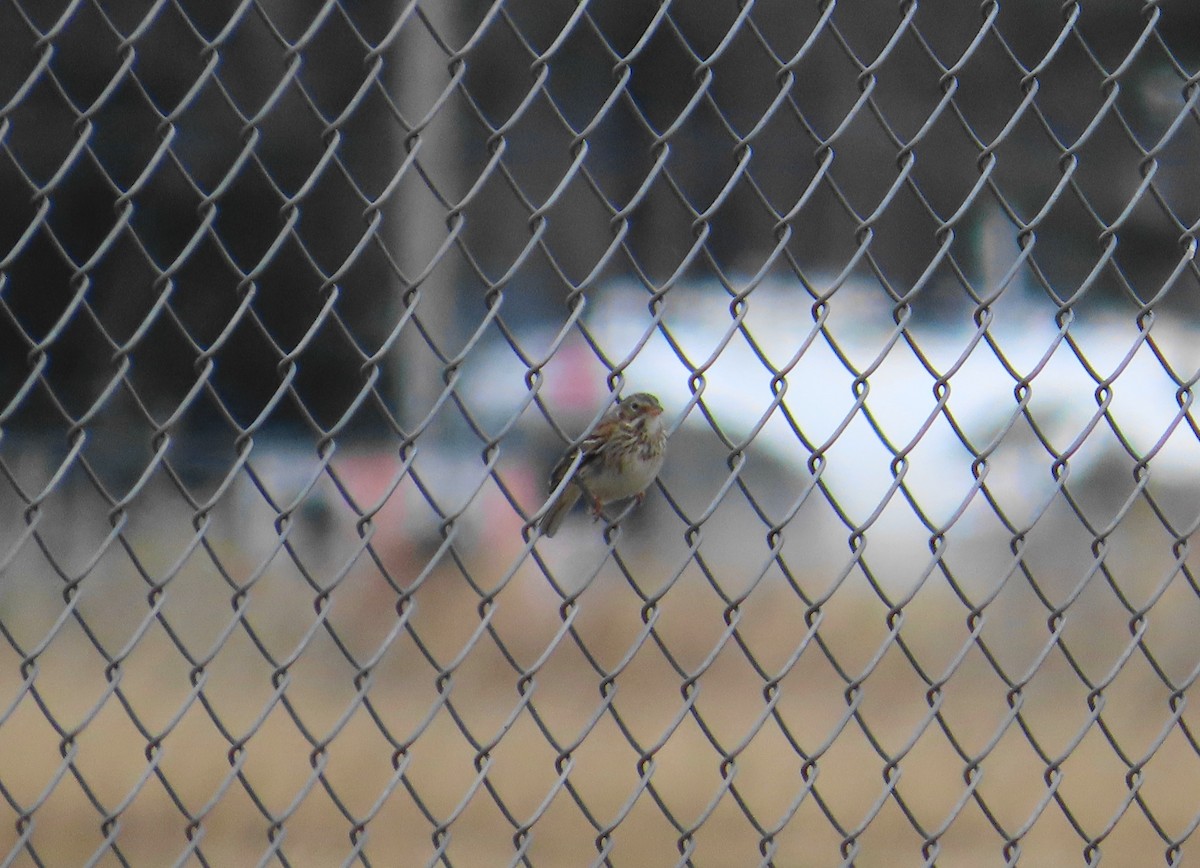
[2, 0, 1200, 865]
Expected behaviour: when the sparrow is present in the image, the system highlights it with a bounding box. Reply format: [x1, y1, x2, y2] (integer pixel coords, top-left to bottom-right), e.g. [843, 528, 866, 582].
[537, 392, 667, 537]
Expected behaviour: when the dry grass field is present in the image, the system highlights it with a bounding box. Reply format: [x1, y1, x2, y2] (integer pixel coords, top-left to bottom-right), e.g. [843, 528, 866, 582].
[3, 463, 1200, 868]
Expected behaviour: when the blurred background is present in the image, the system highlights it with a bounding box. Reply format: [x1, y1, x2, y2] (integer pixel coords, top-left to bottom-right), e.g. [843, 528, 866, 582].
[2, 0, 1200, 864]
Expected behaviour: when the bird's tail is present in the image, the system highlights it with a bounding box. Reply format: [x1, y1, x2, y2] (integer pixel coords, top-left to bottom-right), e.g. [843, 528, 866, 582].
[537, 484, 580, 537]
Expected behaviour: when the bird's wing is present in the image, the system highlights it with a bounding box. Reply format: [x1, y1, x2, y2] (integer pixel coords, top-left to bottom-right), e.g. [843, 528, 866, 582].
[548, 420, 616, 491]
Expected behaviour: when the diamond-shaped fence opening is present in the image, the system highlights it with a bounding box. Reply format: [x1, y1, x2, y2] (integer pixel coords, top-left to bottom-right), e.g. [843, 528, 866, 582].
[2, 0, 1200, 865]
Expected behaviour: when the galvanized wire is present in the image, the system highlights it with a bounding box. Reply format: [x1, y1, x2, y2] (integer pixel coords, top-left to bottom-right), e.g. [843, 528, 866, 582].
[2, 0, 1200, 865]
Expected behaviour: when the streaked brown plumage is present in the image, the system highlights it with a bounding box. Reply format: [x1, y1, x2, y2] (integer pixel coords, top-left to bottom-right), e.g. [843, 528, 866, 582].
[537, 393, 667, 537]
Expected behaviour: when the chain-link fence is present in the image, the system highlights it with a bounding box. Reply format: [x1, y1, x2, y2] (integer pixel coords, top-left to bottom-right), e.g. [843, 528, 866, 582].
[2, 0, 1200, 865]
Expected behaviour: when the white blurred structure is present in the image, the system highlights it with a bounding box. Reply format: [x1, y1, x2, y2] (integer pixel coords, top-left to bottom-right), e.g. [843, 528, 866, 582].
[460, 271, 1200, 592]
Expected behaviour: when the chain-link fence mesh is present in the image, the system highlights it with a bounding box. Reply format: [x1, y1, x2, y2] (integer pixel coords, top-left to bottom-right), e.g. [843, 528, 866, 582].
[2, 0, 1200, 865]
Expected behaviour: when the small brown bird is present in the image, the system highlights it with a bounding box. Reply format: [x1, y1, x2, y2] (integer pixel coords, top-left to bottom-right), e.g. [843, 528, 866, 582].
[537, 392, 668, 537]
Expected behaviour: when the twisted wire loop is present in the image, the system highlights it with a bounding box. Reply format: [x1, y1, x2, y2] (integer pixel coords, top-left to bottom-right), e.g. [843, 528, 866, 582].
[0, 0, 1199, 864]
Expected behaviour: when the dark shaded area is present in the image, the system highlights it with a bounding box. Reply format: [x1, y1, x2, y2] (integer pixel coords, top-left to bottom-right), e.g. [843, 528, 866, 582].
[0, 0, 1197, 463]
